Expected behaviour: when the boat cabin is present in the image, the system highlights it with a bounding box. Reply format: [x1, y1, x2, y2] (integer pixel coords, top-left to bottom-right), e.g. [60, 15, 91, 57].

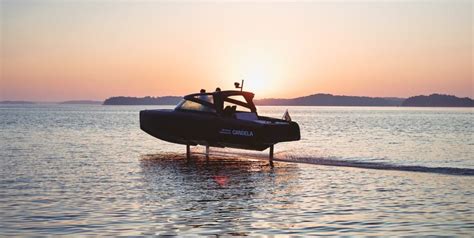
[175, 90, 258, 120]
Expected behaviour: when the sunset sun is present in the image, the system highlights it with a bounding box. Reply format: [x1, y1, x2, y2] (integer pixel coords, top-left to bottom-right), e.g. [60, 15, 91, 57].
[224, 49, 286, 98]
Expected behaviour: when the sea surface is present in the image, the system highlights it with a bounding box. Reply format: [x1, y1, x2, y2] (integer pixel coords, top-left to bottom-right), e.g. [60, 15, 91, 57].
[0, 104, 473, 236]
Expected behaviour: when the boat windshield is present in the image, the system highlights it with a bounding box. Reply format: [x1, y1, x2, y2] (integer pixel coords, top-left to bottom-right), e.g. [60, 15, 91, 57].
[175, 99, 216, 113]
[197, 94, 213, 104]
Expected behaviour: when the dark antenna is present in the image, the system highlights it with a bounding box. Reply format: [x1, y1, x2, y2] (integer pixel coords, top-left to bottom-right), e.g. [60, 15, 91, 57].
[234, 79, 244, 91]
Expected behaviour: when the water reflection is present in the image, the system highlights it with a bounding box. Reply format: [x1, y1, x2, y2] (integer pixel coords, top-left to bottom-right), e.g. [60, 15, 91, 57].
[138, 153, 300, 236]
[2, 105, 472, 235]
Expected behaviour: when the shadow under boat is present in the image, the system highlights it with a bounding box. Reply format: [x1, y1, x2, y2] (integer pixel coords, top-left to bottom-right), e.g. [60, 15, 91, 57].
[139, 152, 300, 189]
[137, 152, 301, 235]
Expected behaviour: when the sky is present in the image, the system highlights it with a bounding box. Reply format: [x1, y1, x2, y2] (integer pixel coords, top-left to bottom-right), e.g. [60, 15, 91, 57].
[0, 0, 472, 101]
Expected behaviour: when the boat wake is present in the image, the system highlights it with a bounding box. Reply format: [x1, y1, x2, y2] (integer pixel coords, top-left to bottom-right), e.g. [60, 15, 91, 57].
[200, 148, 474, 176]
[276, 156, 474, 176]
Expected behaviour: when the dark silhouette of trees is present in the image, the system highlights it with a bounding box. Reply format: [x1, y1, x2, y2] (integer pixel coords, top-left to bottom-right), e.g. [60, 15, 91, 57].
[255, 94, 404, 106]
[402, 94, 474, 107]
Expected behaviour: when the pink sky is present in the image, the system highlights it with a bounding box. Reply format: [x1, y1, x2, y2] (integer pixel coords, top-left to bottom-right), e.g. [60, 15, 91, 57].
[1, 0, 472, 101]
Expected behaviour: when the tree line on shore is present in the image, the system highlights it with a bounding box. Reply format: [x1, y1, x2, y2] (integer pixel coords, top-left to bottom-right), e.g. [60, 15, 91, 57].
[101, 93, 473, 107]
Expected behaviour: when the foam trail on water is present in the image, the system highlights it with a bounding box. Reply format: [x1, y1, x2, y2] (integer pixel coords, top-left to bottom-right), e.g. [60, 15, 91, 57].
[207, 148, 474, 176]
[276, 156, 474, 176]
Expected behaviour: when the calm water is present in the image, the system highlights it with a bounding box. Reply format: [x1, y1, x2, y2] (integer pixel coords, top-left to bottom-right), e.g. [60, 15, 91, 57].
[0, 104, 473, 236]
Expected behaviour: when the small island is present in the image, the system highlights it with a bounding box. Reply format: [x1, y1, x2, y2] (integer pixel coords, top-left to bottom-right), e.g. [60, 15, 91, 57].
[402, 94, 474, 107]
[0, 101, 35, 104]
[59, 100, 103, 105]
[103, 96, 182, 105]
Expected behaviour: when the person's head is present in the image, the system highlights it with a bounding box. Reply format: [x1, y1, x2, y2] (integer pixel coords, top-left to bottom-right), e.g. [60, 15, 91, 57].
[200, 89, 206, 94]
[215, 87, 221, 92]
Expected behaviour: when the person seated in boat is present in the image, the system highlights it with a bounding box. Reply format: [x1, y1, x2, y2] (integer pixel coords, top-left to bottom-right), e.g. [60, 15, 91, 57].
[198, 89, 212, 103]
[223, 105, 236, 118]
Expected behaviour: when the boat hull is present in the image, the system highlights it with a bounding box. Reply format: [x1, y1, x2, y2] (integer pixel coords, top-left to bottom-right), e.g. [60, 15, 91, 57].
[140, 109, 300, 151]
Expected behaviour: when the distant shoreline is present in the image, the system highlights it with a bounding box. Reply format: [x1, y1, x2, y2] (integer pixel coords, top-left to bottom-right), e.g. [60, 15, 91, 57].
[101, 93, 473, 107]
[59, 100, 102, 105]
[2, 93, 473, 107]
[0, 101, 36, 104]
[0, 100, 103, 105]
